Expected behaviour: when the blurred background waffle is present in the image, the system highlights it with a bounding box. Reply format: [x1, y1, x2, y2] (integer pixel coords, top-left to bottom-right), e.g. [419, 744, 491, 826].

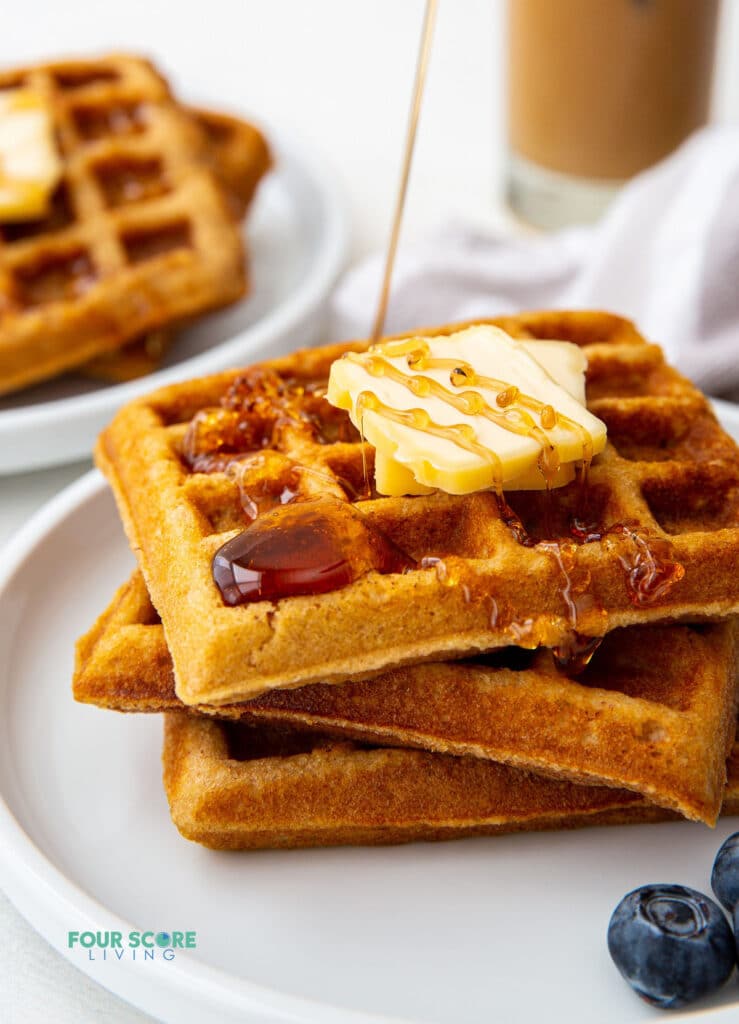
[0, 54, 271, 396]
[79, 105, 271, 384]
[97, 312, 739, 705]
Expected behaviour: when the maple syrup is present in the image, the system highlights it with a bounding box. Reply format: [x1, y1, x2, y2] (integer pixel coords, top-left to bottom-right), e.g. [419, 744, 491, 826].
[212, 497, 416, 606]
[224, 452, 300, 521]
[569, 515, 603, 544]
[495, 494, 535, 547]
[182, 405, 268, 473]
[539, 539, 604, 628]
[506, 618, 536, 645]
[491, 491, 684, 671]
[552, 632, 604, 673]
[181, 367, 355, 475]
[567, 517, 684, 607]
[420, 555, 448, 582]
[611, 525, 685, 607]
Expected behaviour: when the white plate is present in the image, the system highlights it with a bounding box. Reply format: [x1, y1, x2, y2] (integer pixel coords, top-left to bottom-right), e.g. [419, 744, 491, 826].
[713, 397, 739, 440]
[0, 129, 347, 475]
[1, 423, 739, 1024]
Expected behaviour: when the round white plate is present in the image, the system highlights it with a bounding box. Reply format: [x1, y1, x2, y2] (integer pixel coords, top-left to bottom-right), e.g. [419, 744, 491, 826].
[0, 129, 348, 475]
[713, 397, 739, 440]
[1, 433, 739, 1024]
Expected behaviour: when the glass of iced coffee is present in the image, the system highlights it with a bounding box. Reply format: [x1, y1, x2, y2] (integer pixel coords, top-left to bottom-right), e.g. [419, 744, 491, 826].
[506, 0, 720, 229]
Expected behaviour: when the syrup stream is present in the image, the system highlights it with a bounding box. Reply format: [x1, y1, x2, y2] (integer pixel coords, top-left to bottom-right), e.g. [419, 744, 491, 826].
[370, 0, 438, 342]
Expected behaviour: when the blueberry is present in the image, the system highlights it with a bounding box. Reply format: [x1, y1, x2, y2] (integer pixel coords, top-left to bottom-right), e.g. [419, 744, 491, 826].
[607, 884, 735, 1008]
[712, 832, 739, 912]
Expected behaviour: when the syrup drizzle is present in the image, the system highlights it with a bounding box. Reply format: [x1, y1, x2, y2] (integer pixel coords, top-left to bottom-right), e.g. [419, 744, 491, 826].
[569, 519, 685, 607]
[507, 618, 536, 644]
[495, 494, 535, 547]
[616, 529, 685, 606]
[224, 454, 301, 521]
[492, 500, 684, 671]
[539, 541, 580, 627]
[231, 456, 375, 522]
[420, 555, 448, 582]
[551, 633, 604, 674]
[498, 501, 684, 610]
[539, 539, 605, 672]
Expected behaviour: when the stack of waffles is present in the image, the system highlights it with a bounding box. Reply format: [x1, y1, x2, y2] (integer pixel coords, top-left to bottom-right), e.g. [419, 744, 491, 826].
[74, 311, 739, 849]
[0, 54, 271, 395]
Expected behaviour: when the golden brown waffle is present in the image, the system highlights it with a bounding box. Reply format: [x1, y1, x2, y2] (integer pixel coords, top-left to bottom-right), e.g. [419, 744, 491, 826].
[0, 54, 248, 395]
[79, 106, 271, 384]
[74, 572, 738, 822]
[96, 312, 739, 707]
[161, 712, 739, 850]
[187, 106, 271, 219]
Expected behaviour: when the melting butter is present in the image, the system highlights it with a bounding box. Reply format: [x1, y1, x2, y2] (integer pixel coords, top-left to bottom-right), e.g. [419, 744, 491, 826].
[0, 89, 62, 221]
[327, 325, 607, 495]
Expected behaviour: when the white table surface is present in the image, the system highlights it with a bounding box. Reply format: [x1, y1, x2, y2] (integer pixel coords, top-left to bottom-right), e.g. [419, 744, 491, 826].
[3, 1, 739, 1021]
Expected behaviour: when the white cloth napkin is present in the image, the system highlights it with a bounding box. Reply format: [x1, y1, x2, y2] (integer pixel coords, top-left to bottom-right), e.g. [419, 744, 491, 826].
[330, 126, 739, 399]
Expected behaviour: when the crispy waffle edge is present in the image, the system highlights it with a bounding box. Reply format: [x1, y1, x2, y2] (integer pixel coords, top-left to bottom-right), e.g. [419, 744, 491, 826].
[160, 712, 739, 851]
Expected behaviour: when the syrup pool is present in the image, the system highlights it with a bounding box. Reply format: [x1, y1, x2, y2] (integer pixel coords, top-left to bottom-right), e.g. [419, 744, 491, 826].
[212, 497, 415, 606]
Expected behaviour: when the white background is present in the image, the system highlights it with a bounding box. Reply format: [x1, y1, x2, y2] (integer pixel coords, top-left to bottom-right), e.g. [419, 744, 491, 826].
[2, 1, 739, 1021]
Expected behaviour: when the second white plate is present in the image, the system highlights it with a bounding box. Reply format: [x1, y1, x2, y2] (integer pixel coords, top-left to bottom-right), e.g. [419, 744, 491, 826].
[0, 127, 347, 475]
[0, 405, 738, 1024]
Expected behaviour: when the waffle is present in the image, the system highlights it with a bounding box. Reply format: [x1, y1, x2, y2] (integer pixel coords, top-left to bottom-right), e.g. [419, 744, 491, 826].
[187, 106, 271, 219]
[96, 311, 739, 707]
[0, 54, 248, 395]
[74, 572, 738, 822]
[79, 107, 271, 384]
[161, 712, 739, 850]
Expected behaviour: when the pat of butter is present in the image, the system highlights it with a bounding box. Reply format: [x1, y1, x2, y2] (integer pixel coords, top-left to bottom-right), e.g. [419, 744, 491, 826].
[327, 325, 607, 495]
[0, 89, 62, 221]
[373, 448, 577, 496]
